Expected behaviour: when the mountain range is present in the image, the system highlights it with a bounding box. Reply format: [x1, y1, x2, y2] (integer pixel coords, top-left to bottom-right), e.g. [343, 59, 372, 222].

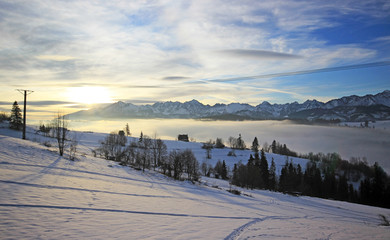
[68, 90, 390, 122]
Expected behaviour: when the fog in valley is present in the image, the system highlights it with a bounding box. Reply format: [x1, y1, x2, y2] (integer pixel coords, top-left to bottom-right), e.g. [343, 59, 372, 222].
[67, 119, 390, 173]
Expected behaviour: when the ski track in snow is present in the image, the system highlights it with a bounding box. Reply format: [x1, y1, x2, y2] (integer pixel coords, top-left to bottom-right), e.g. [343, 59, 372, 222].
[224, 216, 304, 240]
[224, 217, 265, 240]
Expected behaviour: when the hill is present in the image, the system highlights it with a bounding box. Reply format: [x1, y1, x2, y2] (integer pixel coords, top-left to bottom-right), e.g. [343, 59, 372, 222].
[1, 127, 390, 238]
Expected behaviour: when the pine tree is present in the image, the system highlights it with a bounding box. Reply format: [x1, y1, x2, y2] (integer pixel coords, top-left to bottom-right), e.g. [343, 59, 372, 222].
[282, 144, 287, 155]
[232, 164, 238, 185]
[125, 123, 131, 136]
[221, 160, 228, 180]
[359, 178, 371, 204]
[269, 158, 277, 191]
[10, 101, 22, 130]
[337, 174, 348, 201]
[259, 149, 269, 189]
[237, 134, 245, 150]
[296, 164, 303, 190]
[247, 154, 256, 189]
[214, 160, 223, 179]
[279, 163, 288, 192]
[313, 167, 323, 197]
[251, 137, 259, 153]
[372, 162, 386, 206]
[139, 131, 143, 142]
[271, 140, 276, 153]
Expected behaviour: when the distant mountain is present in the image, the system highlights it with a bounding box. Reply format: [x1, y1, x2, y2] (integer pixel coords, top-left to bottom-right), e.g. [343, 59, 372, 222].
[68, 90, 390, 122]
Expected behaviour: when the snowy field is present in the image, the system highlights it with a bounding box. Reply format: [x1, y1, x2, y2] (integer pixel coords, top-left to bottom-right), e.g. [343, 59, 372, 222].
[1, 126, 390, 239]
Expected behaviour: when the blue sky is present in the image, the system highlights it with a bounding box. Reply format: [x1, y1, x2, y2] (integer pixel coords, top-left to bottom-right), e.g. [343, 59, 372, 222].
[0, 0, 389, 119]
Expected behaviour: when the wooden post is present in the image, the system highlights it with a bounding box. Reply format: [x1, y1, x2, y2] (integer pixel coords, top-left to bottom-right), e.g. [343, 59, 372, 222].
[16, 89, 33, 140]
[23, 90, 26, 139]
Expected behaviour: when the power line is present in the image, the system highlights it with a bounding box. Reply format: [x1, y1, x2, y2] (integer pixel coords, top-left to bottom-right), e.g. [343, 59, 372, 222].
[16, 89, 34, 140]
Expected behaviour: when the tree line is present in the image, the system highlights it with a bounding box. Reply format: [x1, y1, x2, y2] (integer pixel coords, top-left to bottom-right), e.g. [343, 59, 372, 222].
[96, 131, 199, 181]
[184, 134, 389, 209]
[225, 138, 390, 208]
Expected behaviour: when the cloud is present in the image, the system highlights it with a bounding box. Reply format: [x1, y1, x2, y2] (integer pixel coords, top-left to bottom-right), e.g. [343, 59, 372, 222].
[36, 55, 77, 61]
[371, 35, 390, 43]
[28, 101, 77, 106]
[218, 49, 302, 60]
[161, 76, 191, 81]
[0, 101, 12, 106]
[121, 85, 162, 89]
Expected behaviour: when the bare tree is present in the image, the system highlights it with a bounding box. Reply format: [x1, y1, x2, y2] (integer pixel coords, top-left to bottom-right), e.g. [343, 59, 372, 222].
[202, 140, 214, 159]
[53, 113, 68, 156]
[97, 131, 126, 162]
[125, 141, 138, 166]
[182, 149, 199, 181]
[140, 135, 152, 171]
[228, 136, 237, 156]
[151, 137, 168, 170]
[228, 136, 236, 149]
[201, 161, 212, 177]
[165, 149, 199, 181]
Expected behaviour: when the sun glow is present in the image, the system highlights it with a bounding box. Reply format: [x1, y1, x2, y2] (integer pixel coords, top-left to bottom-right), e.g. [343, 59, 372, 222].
[66, 87, 113, 104]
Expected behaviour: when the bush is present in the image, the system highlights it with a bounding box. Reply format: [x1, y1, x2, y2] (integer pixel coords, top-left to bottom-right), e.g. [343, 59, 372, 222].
[215, 138, 225, 148]
[227, 150, 236, 157]
[227, 189, 241, 195]
[379, 214, 390, 226]
[0, 112, 9, 122]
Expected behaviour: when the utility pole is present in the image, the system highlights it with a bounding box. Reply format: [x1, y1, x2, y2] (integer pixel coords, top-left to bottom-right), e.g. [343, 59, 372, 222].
[16, 89, 33, 140]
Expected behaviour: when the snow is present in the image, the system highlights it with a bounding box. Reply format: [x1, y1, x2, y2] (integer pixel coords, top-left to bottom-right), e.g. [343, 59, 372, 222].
[1, 126, 390, 239]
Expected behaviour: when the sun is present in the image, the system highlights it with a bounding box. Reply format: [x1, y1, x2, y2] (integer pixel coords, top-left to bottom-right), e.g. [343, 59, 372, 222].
[66, 86, 113, 104]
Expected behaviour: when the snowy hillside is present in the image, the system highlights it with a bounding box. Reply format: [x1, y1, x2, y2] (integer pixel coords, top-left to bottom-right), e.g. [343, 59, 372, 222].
[68, 90, 390, 121]
[1, 128, 390, 239]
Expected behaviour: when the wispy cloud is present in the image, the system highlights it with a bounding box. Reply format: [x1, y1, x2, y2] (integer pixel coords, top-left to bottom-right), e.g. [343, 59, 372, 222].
[371, 35, 390, 43]
[28, 101, 77, 106]
[217, 49, 302, 60]
[36, 55, 77, 61]
[0, 101, 12, 105]
[161, 76, 191, 81]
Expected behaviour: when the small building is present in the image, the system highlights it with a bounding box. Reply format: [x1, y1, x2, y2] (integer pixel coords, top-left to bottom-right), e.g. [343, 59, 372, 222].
[178, 134, 189, 142]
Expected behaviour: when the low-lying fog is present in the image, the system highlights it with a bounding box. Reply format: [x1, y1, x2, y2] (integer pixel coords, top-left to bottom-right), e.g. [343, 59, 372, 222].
[68, 119, 390, 173]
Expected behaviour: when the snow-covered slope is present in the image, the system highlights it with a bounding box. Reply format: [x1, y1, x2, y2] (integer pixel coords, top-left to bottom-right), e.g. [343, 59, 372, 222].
[68, 90, 390, 121]
[1, 130, 390, 239]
